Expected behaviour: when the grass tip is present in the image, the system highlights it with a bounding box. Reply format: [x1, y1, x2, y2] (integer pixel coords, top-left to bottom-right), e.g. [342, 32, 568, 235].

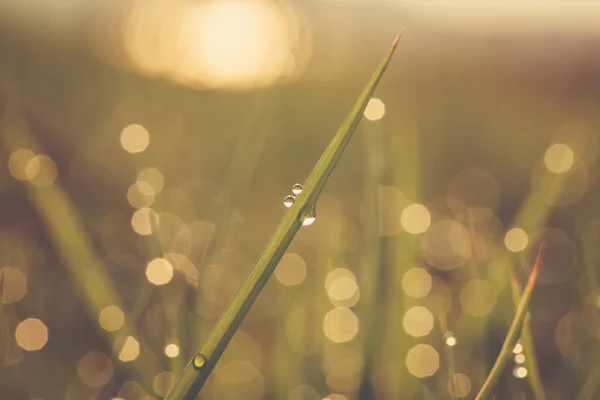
[527, 243, 546, 288]
[392, 28, 405, 50]
[509, 269, 519, 286]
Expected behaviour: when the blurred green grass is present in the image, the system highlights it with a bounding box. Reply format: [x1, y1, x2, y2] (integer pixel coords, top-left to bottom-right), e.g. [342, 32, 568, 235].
[1, 2, 600, 399]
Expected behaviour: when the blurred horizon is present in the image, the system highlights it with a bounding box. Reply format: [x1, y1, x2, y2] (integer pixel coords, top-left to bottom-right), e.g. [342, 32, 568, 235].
[1, 1, 600, 399]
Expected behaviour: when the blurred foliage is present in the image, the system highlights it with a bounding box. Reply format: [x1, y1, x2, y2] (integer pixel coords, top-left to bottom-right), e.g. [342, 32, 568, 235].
[1, 1, 600, 400]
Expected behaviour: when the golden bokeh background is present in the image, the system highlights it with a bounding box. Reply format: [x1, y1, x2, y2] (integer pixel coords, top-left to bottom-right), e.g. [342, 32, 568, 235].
[1, 0, 600, 399]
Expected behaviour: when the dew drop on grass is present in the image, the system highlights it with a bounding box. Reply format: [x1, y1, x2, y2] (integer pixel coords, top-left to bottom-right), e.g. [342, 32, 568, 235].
[512, 342, 523, 354]
[302, 208, 317, 226]
[444, 331, 457, 347]
[292, 183, 303, 195]
[302, 216, 316, 226]
[513, 366, 528, 379]
[514, 353, 526, 364]
[193, 354, 207, 370]
[284, 195, 295, 208]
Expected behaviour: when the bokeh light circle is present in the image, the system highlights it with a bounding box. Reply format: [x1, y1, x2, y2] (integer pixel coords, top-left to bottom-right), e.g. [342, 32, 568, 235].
[15, 318, 48, 351]
[406, 344, 439, 378]
[421, 220, 472, 270]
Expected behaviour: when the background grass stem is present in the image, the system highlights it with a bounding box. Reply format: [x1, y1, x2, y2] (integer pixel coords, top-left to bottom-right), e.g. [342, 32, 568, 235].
[474, 245, 545, 400]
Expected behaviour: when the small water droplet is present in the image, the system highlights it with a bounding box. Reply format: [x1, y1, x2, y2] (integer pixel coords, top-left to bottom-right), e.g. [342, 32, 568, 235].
[514, 353, 526, 364]
[302, 208, 317, 226]
[193, 354, 207, 370]
[292, 183, 303, 195]
[512, 342, 523, 354]
[283, 195, 295, 208]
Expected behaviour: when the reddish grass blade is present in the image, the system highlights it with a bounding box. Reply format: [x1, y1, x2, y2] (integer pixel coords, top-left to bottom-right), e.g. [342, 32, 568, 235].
[474, 244, 545, 400]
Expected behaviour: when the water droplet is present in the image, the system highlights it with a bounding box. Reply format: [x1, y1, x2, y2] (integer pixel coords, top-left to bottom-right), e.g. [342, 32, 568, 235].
[193, 354, 207, 370]
[514, 353, 526, 364]
[292, 183, 303, 195]
[302, 208, 317, 226]
[283, 195, 295, 208]
[444, 331, 456, 346]
[512, 342, 523, 354]
[513, 366, 528, 379]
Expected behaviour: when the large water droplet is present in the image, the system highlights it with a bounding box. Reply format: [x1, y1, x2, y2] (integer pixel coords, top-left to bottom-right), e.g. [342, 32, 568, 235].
[193, 354, 207, 370]
[292, 183, 303, 195]
[302, 208, 317, 226]
[283, 195, 295, 208]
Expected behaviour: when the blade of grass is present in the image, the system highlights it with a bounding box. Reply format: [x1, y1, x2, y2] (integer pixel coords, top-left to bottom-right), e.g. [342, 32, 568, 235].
[387, 117, 422, 399]
[357, 119, 386, 399]
[576, 360, 600, 400]
[509, 269, 546, 400]
[474, 244, 545, 400]
[165, 29, 404, 400]
[0, 106, 160, 390]
[440, 314, 459, 400]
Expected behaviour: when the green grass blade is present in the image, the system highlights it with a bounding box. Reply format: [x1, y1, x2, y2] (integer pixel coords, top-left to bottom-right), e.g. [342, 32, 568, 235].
[576, 361, 600, 400]
[165, 30, 404, 400]
[509, 269, 546, 400]
[474, 245, 546, 400]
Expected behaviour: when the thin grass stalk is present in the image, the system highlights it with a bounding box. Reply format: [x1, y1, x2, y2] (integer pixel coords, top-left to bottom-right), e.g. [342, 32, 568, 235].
[450, 140, 571, 392]
[165, 30, 404, 400]
[509, 269, 546, 400]
[474, 245, 545, 400]
[0, 103, 161, 377]
[512, 161, 573, 233]
[318, 220, 346, 388]
[462, 211, 502, 380]
[358, 120, 386, 399]
[576, 360, 600, 400]
[271, 283, 302, 398]
[388, 116, 422, 399]
[440, 315, 459, 400]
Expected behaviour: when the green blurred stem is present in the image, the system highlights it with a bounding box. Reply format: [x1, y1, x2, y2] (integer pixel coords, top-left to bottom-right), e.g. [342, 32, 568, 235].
[0, 106, 159, 390]
[576, 361, 600, 400]
[358, 122, 385, 399]
[474, 246, 544, 400]
[509, 269, 546, 400]
[440, 315, 459, 400]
